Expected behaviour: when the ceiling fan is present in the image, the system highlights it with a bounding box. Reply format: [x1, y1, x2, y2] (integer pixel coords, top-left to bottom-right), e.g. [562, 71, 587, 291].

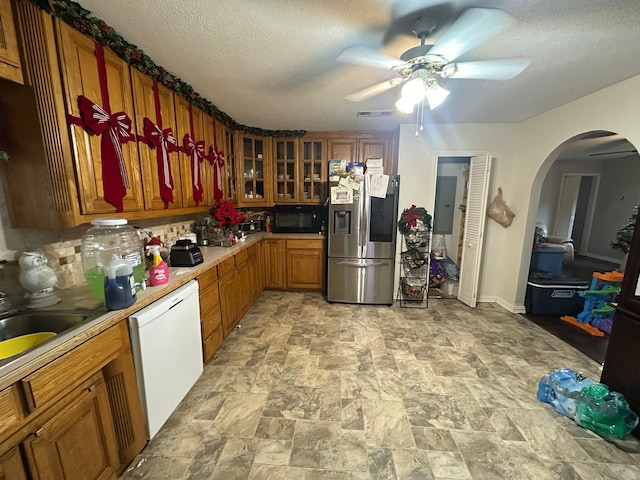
[338, 7, 530, 113]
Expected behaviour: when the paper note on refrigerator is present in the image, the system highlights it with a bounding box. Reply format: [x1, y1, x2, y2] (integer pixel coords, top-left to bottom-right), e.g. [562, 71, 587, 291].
[369, 174, 389, 198]
[338, 176, 360, 191]
[331, 186, 353, 204]
[365, 158, 384, 174]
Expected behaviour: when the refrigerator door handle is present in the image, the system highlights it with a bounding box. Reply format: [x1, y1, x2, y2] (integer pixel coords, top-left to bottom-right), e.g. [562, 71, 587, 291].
[361, 175, 371, 258]
[334, 260, 388, 267]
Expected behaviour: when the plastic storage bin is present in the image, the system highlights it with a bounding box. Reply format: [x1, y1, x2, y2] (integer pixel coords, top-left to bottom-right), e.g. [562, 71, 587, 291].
[525, 277, 589, 316]
[81, 219, 145, 300]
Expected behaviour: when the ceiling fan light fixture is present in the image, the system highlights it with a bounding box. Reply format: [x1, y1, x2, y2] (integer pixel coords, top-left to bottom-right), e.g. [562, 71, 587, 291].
[424, 80, 450, 110]
[400, 78, 426, 104]
[395, 97, 415, 114]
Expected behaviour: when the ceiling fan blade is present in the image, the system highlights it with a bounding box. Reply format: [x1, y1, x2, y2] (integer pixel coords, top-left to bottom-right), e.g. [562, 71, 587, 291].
[429, 8, 514, 62]
[345, 78, 406, 102]
[447, 59, 530, 80]
[337, 46, 405, 70]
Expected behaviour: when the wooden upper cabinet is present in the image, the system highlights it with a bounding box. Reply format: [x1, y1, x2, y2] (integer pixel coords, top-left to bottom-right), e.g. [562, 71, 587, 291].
[299, 137, 326, 203]
[57, 21, 144, 214]
[174, 96, 206, 208]
[327, 138, 357, 164]
[130, 69, 183, 210]
[358, 137, 392, 172]
[237, 133, 269, 205]
[0, 0, 23, 84]
[273, 138, 298, 202]
[325, 133, 397, 175]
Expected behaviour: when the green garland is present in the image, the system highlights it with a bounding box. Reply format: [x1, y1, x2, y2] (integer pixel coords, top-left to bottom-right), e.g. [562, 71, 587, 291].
[28, 0, 306, 138]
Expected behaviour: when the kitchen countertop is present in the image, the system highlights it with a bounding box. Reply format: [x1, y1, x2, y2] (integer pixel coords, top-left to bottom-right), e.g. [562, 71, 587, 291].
[0, 232, 325, 390]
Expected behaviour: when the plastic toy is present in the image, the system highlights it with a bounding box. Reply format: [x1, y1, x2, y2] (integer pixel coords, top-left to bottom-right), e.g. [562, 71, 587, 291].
[560, 271, 623, 335]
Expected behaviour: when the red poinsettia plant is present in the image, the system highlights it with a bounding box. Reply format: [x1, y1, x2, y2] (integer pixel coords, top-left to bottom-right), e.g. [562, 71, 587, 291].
[398, 205, 432, 235]
[210, 201, 243, 227]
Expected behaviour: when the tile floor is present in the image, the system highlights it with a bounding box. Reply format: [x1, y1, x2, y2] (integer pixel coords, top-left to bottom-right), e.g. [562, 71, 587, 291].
[122, 291, 640, 479]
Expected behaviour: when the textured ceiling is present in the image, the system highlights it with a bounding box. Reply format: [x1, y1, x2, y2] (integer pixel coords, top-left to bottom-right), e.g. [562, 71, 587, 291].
[77, 0, 640, 133]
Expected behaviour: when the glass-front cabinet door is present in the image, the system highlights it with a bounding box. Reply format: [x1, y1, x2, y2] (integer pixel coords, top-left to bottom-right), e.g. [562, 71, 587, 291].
[300, 138, 326, 203]
[273, 139, 298, 202]
[238, 133, 268, 204]
[223, 126, 237, 202]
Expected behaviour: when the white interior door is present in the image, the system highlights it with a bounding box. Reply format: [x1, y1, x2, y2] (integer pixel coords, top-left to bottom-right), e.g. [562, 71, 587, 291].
[458, 154, 492, 307]
[554, 174, 581, 238]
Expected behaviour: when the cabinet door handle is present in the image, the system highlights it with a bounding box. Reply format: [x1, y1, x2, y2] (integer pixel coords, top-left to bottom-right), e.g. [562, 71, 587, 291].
[35, 427, 44, 437]
[88, 384, 97, 393]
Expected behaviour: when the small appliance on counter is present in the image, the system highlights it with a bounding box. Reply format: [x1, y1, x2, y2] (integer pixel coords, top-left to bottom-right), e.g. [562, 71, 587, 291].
[169, 240, 203, 267]
[239, 220, 264, 234]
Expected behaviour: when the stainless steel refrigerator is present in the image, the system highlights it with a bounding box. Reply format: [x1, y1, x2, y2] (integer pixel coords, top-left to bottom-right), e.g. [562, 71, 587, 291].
[326, 175, 400, 304]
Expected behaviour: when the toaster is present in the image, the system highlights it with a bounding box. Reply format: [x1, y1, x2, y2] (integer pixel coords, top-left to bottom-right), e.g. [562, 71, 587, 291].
[169, 240, 203, 267]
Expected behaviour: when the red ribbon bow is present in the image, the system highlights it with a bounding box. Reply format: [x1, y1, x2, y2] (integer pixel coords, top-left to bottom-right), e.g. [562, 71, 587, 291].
[183, 134, 205, 205]
[207, 146, 225, 201]
[76, 95, 133, 211]
[403, 205, 420, 228]
[143, 118, 177, 206]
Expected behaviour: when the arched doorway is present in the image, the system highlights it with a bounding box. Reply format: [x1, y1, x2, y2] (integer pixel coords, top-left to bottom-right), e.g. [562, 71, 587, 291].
[524, 130, 640, 362]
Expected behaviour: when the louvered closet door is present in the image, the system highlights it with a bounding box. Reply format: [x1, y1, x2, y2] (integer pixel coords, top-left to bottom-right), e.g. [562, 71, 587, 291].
[458, 154, 492, 307]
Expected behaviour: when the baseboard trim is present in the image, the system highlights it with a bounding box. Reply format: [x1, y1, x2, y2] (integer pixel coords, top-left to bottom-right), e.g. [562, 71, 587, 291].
[495, 296, 526, 314]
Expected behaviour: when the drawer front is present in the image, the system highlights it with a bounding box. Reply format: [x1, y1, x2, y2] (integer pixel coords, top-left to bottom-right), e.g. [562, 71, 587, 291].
[201, 304, 222, 340]
[203, 326, 223, 363]
[22, 323, 124, 411]
[199, 282, 220, 314]
[217, 256, 236, 277]
[287, 239, 324, 250]
[235, 249, 249, 265]
[0, 385, 23, 437]
[197, 266, 218, 290]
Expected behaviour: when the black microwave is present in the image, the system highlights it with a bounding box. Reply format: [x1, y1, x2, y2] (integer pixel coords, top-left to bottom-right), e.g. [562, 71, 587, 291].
[273, 205, 325, 234]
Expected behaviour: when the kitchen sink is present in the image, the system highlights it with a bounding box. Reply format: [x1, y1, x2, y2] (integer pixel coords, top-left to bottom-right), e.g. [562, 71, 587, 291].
[0, 310, 103, 361]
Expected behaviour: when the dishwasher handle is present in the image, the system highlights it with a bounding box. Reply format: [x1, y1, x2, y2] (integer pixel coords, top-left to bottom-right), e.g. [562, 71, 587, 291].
[168, 298, 184, 310]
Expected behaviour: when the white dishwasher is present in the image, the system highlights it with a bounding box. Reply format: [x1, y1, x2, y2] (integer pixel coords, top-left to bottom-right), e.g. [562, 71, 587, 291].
[128, 280, 203, 440]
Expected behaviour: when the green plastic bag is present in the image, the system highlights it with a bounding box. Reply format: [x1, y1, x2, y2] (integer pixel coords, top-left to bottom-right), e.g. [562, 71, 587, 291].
[574, 383, 639, 439]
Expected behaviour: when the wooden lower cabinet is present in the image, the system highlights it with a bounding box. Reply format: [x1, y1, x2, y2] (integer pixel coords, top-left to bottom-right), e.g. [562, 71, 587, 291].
[286, 239, 324, 290]
[23, 374, 119, 480]
[198, 267, 223, 363]
[0, 321, 145, 478]
[263, 238, 324, 291]
[0, 446, 27, 480]
[263, 239, 286, 289]
[219, 266, 239, 338]
[236, 258, 251, 317]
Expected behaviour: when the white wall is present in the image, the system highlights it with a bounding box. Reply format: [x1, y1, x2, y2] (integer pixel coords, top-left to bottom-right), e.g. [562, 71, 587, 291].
[397, 74, 640, 312]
